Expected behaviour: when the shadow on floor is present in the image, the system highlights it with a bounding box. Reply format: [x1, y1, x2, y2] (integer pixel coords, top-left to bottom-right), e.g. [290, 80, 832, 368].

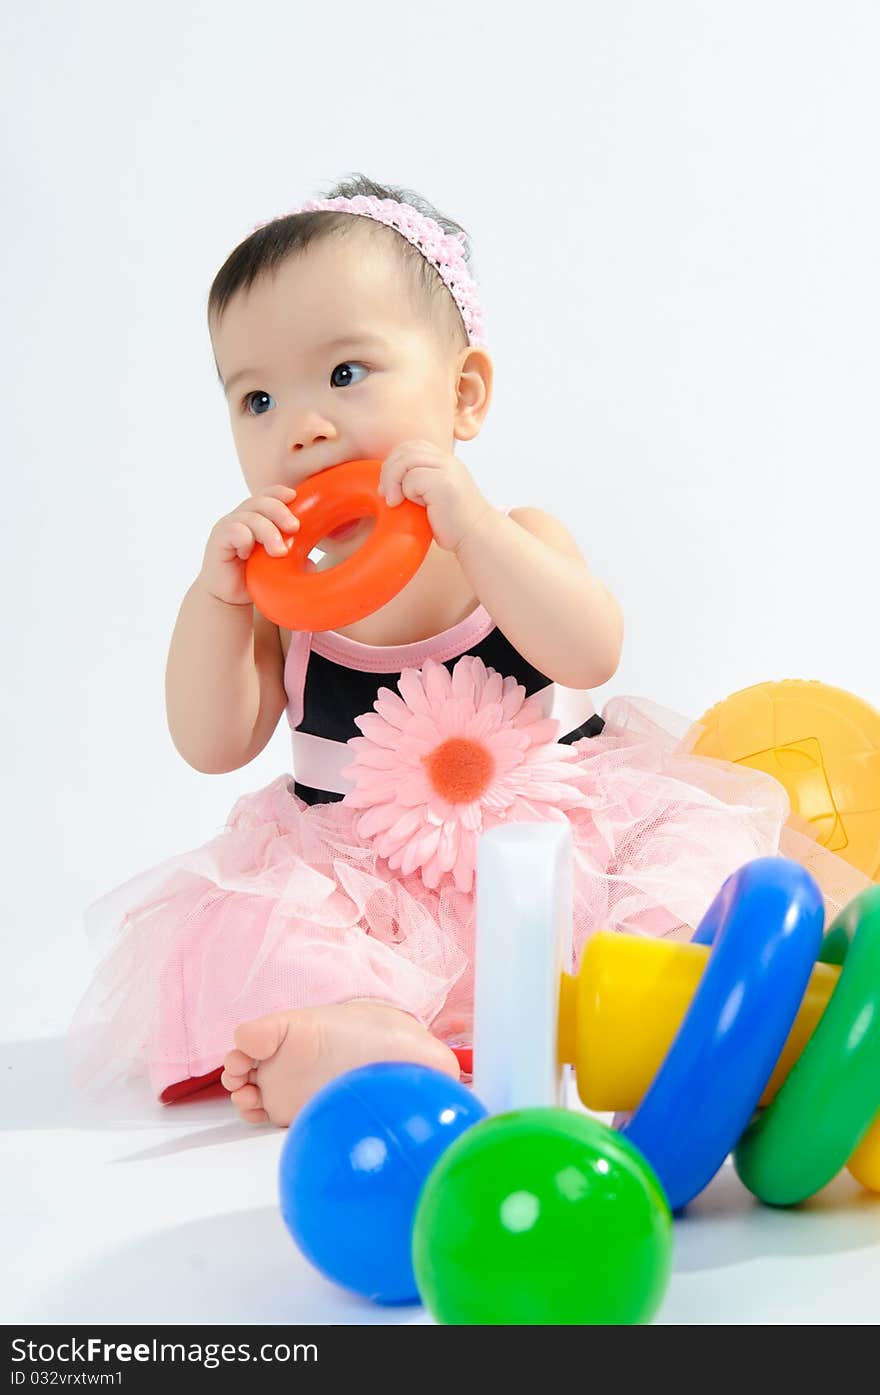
[0, 1035, 265, 1154]
[28, 1204, 428, 1325]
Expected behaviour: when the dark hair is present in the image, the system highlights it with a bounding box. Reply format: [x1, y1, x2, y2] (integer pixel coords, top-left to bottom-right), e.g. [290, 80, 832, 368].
[207, 172, 475, 357]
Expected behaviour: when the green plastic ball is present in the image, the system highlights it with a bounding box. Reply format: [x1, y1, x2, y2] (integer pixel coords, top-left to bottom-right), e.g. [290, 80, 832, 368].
[412, 1107, 673, 1325]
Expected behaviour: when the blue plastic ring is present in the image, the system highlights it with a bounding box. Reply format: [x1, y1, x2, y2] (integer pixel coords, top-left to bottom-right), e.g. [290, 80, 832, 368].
[622, 857, 825, 1211]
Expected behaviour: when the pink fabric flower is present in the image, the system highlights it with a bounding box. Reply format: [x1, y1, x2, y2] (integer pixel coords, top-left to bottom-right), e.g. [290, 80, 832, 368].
[340, 656, 589, 893]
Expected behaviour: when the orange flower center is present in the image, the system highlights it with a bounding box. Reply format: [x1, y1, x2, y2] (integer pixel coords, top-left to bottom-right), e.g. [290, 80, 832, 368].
[422, 737, 496, 804]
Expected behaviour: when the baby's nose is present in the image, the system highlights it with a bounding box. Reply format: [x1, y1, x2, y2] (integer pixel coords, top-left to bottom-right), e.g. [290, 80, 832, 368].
[287, 403, 337, 452]
[290, 433, 329, 452]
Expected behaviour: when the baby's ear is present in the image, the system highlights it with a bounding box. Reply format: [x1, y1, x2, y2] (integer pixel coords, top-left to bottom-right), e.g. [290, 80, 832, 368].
[454, 347, 493, 439]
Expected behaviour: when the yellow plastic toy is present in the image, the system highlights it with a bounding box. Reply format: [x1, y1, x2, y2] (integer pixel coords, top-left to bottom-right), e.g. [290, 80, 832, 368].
[693, 679, 880, 883]
[473, 823, 880, 1208]
[557, 931, 880, 1191]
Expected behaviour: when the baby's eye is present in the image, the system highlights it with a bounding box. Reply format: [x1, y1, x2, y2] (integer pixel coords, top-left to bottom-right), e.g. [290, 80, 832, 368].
[243, 391, 275, 416]
[330, 361, 369, 388]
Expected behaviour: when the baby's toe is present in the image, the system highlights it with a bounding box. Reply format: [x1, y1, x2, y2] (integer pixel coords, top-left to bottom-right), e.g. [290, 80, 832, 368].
[233, 1012, 289, 1064]
[241, 1106, 269, 1124]
[224, 1047, 257, 1075]
[220, 1068, 244, 1091]
[221, 1046, 261, 1093]
[230, 1082, 263, 1114]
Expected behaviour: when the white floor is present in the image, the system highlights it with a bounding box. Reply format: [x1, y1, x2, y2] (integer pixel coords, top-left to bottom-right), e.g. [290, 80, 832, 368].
[5, 1034, 880, 1326]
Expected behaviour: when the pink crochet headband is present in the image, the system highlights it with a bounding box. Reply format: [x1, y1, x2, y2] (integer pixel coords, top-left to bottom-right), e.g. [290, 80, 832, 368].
[254, 194, 486, 349]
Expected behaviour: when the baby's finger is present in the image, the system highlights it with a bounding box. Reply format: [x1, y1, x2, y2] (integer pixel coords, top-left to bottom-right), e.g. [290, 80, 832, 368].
[263, 484, 298, 500]
[238, 510, 293, 557]
[251, 496, 301, 533]
[380, 458, 409, 507]
[231, 485, 296, 518]
[223, 519, 258, 561]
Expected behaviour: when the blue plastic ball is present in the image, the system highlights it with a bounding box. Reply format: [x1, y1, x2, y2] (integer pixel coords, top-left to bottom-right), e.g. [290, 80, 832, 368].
[278, 1061, 487, 1304]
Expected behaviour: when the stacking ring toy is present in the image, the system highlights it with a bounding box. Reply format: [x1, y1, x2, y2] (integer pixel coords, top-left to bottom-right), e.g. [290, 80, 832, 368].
[473, 823, 573, 1114]
[245, 458, 433, 632]
[620, 859, 824, 1211]
[474, 822, 880, 1210]
[733, 883, 880, 1205]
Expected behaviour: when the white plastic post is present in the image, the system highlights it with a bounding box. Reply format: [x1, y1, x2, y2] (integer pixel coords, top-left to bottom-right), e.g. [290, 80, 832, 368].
[472, 821, 573, 1114]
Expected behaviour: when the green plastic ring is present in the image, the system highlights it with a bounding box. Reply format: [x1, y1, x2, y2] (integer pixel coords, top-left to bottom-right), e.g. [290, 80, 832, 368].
[733, 884, 880, 1206]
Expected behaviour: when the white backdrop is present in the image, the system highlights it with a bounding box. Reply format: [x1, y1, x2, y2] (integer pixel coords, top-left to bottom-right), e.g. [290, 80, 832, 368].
[4, 0, 879, 1038]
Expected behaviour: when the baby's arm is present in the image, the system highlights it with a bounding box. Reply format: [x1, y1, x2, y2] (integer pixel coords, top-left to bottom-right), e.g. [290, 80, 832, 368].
[166, 487, 299, 773]
[455, 506, 623, 689]
[166, 588, 286, 773]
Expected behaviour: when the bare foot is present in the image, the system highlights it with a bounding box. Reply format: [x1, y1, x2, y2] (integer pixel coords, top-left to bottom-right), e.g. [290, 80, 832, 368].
[220, 1001, 460, 1127]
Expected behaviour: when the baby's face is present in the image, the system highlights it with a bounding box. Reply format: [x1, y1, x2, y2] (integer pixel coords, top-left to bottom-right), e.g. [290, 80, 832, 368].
[211, 235, 471, 502]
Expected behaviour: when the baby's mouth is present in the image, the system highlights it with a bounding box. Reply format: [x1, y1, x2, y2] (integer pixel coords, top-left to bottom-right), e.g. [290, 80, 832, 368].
[325, 518, 363, 542]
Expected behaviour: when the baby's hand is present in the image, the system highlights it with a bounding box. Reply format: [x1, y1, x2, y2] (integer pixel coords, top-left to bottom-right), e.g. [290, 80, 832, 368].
[199, 486, 300, 606]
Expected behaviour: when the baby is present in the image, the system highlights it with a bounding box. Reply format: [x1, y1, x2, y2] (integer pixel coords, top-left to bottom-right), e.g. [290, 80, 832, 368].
[69, 173, 830, 1127]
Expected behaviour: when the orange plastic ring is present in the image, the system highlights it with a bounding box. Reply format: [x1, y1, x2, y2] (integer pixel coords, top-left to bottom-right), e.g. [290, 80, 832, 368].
[245, 458, 433, 632]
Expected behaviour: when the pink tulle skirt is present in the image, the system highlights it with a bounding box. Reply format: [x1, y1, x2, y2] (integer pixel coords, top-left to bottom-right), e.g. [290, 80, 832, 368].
[67, 696, 868, 1103]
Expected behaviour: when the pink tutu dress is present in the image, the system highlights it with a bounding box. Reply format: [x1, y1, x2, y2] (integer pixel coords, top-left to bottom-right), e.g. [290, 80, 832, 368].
[68, 506, 869, 1104]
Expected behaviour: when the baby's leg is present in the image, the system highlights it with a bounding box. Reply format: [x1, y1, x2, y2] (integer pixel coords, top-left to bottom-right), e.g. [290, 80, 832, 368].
[220, 1001, 460, 1126]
